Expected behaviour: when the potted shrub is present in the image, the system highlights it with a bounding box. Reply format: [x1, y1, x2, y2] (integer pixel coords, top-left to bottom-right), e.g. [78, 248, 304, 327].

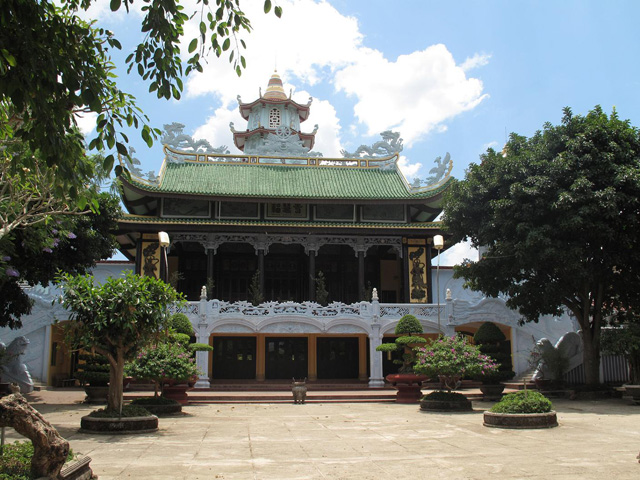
[483, 390, 558, 428]
[75, 353, 110, 404]
[376, 315, 428, 403]
[415, 334, 497, 411]
[473, 322, 515, 400]
[126, 341, 200, 406]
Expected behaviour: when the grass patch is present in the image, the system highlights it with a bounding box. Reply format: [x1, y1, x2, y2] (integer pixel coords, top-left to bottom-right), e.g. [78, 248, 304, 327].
[0, 441, 74, 480]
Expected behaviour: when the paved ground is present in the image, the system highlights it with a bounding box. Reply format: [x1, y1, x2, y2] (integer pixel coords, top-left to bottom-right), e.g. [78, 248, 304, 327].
[7, 389, 639, 479]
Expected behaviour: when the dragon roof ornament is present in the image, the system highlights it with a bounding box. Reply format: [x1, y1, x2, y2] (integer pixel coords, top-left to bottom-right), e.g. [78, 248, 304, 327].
[341, 131, 404, 159]
[162, 122, 230, 162]
[409, 152, 454, 192]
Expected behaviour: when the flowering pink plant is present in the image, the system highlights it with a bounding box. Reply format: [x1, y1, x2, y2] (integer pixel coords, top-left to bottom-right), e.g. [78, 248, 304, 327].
[414, 335, 498, 391]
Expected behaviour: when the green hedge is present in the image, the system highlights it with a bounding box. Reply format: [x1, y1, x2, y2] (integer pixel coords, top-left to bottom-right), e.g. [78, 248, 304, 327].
[489, 390, 553, 414]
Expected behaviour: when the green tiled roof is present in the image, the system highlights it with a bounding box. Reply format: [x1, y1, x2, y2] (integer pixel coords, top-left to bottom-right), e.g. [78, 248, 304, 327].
[128, 162, 451, 200]
[119, 214, 441, 230]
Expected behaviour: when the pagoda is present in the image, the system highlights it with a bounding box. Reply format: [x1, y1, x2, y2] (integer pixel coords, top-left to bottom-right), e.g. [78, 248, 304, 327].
[230, 71, 318, 156]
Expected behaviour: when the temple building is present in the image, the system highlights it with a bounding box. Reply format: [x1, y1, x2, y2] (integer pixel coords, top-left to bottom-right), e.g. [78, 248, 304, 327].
[1, 73, 592, 388]
[113, 71, 464, 386]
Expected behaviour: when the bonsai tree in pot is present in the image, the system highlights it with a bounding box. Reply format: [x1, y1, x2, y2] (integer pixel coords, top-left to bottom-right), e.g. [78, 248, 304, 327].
[376, 314, 428, 403]
[126, 341, 200, 408]
[127, 312, 211, 407]
[415, 334, 497, 411]
[473, 322, 515, 400]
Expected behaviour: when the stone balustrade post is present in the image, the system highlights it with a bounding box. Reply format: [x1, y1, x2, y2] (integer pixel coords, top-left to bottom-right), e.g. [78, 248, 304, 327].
[368, 289, 385, 387]
[194, 291, 211, 389]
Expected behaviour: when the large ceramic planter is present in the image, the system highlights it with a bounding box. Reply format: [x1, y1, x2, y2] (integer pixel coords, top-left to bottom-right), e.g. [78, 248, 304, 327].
[420, 392, 473, 412]
[83, 385, 109, 404]
[385, 374, 429, 404]
[623, 384, 640, 405]
[483, 411, 558, 429]
[162, 384, 192, 405]
[79, 414, 158, 434]
[479, 384, 505, 401]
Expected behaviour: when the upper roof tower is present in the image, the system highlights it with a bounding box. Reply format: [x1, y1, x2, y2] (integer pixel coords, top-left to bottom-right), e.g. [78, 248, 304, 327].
[231, 71, 318, 156]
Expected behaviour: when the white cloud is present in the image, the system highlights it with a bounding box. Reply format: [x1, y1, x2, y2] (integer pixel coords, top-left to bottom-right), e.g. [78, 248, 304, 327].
[192, 107, 239, 153]
[180, 0, 488, 157]
[461, 53, 492, 72]
[334, 44, 488, 147]
[397, 155, 421, 179]
[75, 111, 98, 136]
[482, 141, 499, 150]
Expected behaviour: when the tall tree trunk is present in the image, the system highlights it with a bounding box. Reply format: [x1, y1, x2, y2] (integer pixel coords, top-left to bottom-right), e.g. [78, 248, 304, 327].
[0, 394, 69, 479]
[581, 323, 601, 386]
[107, 349, 125, 412]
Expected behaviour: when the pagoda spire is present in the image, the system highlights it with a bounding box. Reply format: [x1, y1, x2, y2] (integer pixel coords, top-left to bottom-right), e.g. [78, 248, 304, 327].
[263, 70, 287, 100]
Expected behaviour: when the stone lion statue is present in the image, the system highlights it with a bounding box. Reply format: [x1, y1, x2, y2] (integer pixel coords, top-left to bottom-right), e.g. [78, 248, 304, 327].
[0, 336, 34, 393]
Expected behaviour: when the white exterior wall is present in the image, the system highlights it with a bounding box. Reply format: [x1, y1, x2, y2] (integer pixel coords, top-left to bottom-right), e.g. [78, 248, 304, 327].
[4, 262, 576, 387]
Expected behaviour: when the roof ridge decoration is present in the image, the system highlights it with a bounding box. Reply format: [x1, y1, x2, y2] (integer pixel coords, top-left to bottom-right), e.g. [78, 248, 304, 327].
[341, 131, 404, 158]
[407, 152, 454, 193]
[162, 122, 230, 154]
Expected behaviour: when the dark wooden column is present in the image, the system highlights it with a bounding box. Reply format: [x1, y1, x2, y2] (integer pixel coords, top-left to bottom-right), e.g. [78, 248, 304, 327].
[426, 241, 433, 304]
[258, 248, 265, 296]
[206, 249, 215, 299]
[358, 250, 365, 300]
[308, 250, 316, 301]
[402, 239, 410, 303]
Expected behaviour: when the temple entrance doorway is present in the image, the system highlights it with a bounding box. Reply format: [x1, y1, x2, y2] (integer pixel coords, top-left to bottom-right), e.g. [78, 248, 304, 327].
[265, 337, 308, 379]
[316, 337, 359, 379]
[212, 336, 257, 379]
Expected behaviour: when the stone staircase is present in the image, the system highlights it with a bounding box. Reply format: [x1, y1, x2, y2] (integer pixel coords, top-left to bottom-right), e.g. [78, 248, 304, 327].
[503, 369, 537, 390]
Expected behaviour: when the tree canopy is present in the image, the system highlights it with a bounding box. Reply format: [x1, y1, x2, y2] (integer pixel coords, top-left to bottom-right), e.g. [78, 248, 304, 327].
[0, 0, 280, 209]
[0, 192, 120, 328]
[58, 271, 183, 412]
[443, 106, 640, 385]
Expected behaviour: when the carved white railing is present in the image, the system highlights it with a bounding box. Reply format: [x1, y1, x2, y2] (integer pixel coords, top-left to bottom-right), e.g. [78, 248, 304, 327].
[177, 298, 444, 324]
[379, 304, 444, 318]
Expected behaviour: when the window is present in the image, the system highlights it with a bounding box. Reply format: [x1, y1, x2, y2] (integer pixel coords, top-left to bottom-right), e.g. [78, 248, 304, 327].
[269, 108, 281, 128]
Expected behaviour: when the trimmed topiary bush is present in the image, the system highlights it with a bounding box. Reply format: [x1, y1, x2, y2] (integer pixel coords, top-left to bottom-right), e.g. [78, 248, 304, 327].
[395, 314, 423, 335]
[376, 314, 426, 373]
[167, 313, 193, 336]
[490, 390, 553, 414]
[474, 322, 506, 344]
[75, 353, 110, 386]
[474, 322, 515, 384]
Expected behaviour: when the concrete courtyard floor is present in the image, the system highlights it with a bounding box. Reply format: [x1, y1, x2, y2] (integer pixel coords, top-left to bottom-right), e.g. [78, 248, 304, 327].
[7, 389, 640, 479]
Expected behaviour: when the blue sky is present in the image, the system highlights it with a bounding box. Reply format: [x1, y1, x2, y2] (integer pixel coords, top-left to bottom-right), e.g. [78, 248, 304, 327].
[80, 0, 640, 264]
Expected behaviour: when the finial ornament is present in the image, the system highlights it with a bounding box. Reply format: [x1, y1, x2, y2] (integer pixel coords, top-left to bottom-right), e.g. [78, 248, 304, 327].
[201, 285, 207, 299]
[446, 289, 452, 300]
[372, 288, 379, 301]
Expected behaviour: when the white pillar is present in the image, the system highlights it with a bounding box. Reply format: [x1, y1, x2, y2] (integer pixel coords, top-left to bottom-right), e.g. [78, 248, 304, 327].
[194, 291, 211, 389]
[194, 325, 211, 389]
[368, 290, 385, 387]
[368, 323, 385, 387]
